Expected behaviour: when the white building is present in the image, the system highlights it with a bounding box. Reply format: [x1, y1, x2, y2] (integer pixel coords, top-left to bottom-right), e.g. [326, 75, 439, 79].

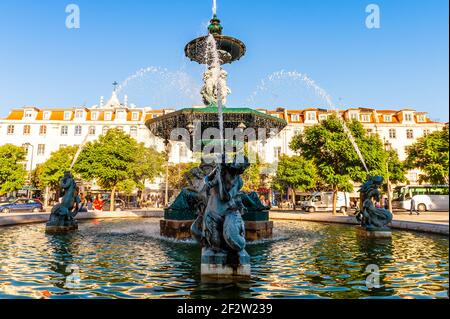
[0, 90, 446, 191]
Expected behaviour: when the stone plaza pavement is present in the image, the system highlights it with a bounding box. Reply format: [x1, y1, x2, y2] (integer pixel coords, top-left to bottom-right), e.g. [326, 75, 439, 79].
[270, 209, 449, 235]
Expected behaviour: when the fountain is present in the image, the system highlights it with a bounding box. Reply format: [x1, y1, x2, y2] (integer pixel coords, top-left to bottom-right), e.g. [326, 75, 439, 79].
[146, 4, 286, 279]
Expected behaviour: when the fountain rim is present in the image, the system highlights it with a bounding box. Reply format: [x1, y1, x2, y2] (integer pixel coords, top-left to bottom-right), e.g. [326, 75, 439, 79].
[184, 34, 247, 65]
[145, 106, 288, 127]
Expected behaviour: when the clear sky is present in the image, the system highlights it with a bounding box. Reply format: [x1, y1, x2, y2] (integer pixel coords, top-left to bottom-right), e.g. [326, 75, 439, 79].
[0, 0, 448, 121]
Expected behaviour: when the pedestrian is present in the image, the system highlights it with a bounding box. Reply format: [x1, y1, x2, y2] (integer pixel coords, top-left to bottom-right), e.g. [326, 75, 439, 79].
[410, 197, 419, 215]
[78, 193, 88, 213]
[93, 194, 104, 212]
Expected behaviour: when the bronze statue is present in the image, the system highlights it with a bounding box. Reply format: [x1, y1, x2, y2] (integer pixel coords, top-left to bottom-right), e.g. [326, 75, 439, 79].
[356, 176, 393, 231]
[46, 171, 84, 233]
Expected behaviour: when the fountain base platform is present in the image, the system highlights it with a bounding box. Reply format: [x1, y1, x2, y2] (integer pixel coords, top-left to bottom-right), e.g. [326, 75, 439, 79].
[160, 220, 273, 241]
[357, 226, 392, 238]
[45, 223, 78, 234]
[201, 248, 251, 279]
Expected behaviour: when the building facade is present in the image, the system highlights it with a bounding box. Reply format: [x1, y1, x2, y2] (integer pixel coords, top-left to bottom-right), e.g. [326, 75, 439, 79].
[0, 90, 446, 191]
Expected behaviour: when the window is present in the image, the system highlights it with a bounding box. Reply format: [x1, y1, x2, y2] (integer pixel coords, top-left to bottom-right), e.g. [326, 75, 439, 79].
[61, 126, 68, 136]
[291, 114, 300, 122]
[307, 112, 316, 121]
[24, 111, 33, 119]
[319, 115, 328, 122]
[404, 113, 413, 122]
[37, 144, 45, 156]
[23, 125, 31, 135]
[7, 125, 15, 135]
[406, 129, 414, 139]
[89, 126, 96, 135]
[131, 112, 139, 121]
[384, 115, 392, 122]
[64, 111, 71, 121]
[116, 111, 126, 120]
[102, 126, 110, 135]
[39, 125, 47, 135]
[418, 115, 426, 123]
[423, 129, 431, 136]
[91, 112, 98, 121]
[75, 110, 84, 119]
[104, 112, 112, 121]
[43, 111, 51, 120]
[361, 114, 371, 122]
[389, 129, 397, 139]
[74, 125, 82, 136]
[130, 126, 138, 137]
[350, 113, 359, 121]
[274, 147, 282, 160]
[22, 144, 29, 155]
[116, 126, 124, 132]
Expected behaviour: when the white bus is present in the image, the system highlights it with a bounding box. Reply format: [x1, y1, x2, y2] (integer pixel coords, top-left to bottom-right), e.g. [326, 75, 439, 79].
[392, 185, 449, 212]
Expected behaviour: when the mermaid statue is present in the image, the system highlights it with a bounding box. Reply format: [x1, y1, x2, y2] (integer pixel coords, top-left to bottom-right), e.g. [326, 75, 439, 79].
[356, 176, 393, 231]
[46, 171, 84, 233]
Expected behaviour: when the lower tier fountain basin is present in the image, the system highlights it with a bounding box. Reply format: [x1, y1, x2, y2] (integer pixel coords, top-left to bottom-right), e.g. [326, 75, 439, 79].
[0, 218, 448, 299]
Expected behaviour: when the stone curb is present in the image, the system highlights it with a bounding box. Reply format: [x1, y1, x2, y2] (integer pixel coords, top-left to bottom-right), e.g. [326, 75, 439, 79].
[269, 212, 449, 236]
[0, 210, 164, 227]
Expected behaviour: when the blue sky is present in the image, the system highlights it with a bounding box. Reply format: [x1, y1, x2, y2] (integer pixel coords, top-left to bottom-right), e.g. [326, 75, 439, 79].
[0, 0, 448, 121]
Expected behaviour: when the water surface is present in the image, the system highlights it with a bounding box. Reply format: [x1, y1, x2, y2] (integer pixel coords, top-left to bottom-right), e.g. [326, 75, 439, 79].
[0, 218, 448, 299]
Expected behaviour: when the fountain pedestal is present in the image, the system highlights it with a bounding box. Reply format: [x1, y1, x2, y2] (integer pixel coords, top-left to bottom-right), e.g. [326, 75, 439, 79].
[160, 208, 196, 240]
[201, 248, 251, 279]
[357, 227, 392, 239]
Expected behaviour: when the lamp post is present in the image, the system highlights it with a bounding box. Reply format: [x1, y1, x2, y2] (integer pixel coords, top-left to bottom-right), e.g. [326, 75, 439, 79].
[23, 143, 34, 198]
[384, 139, 393, 213]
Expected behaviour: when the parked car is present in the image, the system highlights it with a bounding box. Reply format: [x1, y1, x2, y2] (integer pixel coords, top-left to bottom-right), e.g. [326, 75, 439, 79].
[0, 198, 43, 214]
[102, 199, 126, 212]
[303, 192, 351, 214]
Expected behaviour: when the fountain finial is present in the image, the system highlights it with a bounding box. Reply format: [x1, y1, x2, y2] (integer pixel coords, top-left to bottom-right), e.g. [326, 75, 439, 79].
[208, 14, 223, 35]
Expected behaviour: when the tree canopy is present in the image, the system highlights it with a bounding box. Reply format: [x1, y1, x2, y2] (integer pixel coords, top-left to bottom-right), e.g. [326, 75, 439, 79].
[290, 115, 405, 213]
[406, 126, 449, 185]
[0, 144, 27, 195]
[272, 155, 317, 193]
[33, 146, 78, 190]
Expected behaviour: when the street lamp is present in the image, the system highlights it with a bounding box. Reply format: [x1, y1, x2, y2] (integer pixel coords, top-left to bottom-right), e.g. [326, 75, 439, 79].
[384, 139, 393, 213]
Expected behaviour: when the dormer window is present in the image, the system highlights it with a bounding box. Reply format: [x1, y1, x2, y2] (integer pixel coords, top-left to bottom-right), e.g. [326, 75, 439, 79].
[43, 111, 51, 120]
[404, 113, 414, 122]
[91, 112, 98, 121]
[104, 112, 112, 121]
[132, 112, 139, 121]
[291, 114, 300, 122]
[361, 114, 371, 122]
[384, 115, 392, 122]
[350, 113, 359, 121]
[418, 115, 426, 123]
[64, 111, 71, 121]
[75, 110, 84, 119]
[116, 111, 126, 120]
[307, 112, 316, 121]
[24, 111, 33, 119]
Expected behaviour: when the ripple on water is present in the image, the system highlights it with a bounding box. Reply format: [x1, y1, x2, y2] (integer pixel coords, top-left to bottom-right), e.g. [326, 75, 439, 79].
[0, 218, 448, 299]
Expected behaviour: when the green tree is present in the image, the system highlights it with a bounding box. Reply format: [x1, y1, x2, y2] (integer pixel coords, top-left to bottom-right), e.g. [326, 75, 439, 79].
[167, 162, 198, 192]
[290, 115, 396, 214]
[74, 129, 140, 211]
[131, 144, 165, 201]
[272, 155, 317, 209]
[405, 126, 449, 185]
[0, 144, 27, 195]
[241, 155, 263, 193]
[33, 146, 78, 191]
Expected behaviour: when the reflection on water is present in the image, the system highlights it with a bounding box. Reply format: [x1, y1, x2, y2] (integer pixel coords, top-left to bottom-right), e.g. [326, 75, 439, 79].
[0, 219, 448, 299]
